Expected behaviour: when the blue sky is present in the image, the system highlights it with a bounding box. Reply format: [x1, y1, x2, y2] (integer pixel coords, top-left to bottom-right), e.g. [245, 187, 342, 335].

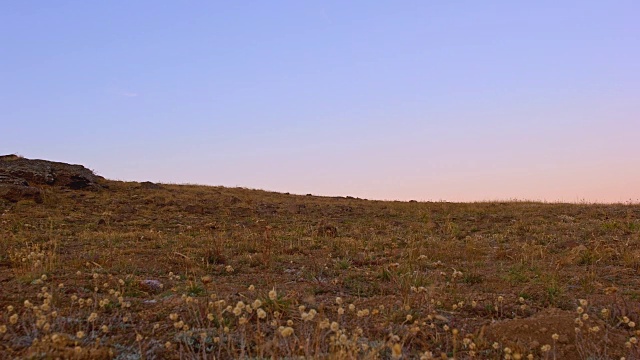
[2, 1, 639, 202]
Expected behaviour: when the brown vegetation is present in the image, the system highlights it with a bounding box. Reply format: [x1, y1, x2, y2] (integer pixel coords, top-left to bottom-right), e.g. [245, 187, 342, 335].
[0, 157, 639, 359]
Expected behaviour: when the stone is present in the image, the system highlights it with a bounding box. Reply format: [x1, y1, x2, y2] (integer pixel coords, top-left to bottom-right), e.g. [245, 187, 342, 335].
[139, 181, 162, 189]
[0, 184, 43, 203]
[139, 279, 163, 294]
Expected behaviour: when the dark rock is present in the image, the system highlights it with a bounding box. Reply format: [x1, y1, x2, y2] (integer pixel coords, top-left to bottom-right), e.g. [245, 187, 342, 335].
[139, 279, 163, 294]
[0, 173, 29, 186]
[139, 181, 162, 190]
[0, 184, 43, 203]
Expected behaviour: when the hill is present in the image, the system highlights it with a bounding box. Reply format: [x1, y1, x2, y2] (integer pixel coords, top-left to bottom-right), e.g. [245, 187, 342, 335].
[1, 156, 639, 359]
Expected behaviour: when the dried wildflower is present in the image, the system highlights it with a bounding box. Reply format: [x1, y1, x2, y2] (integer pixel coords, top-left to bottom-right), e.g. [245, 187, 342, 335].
[420, 351, 434, 360]
[9, 314, 18, 324]
[0, 325, 6, 334]
[492, 342, 500, 350]
[76, 331, 85, 339]
[330, 321, 339, 332]
[101, 325, 109, 333]
[269, 288, 277, 300]
[301, 312, 311, 321]
[88, 312, 98, 322]
[136, 333, 143, 342]
[207, 313, 215, 321]
[540, 344, 551, 352]
[251, 308, 263, 320]
[628, 321, 636, 328]
[280, 326, 294, 337]
[248, 285, 255, 291]
[336, 297, 343, 305]
[338, 307, 345, 315]
[169, 313, 179, 321]
[552, 333, 559, 341]
[349, 303, 356, 311]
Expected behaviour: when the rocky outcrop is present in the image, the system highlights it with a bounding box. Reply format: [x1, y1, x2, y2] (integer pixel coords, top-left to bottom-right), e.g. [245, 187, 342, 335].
[0, 155, 104, 203]
[0, 184, 44, 203]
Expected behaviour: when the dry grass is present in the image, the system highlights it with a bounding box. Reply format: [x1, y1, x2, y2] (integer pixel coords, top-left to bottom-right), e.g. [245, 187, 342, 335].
[1, 180, 639, 359]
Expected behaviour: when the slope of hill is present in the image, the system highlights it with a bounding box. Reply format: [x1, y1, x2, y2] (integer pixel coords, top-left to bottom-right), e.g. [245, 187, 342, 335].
[1, 156, 639, 359]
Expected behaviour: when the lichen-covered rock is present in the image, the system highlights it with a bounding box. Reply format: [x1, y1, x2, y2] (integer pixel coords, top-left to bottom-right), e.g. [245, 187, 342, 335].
[0, 154, 103, 190]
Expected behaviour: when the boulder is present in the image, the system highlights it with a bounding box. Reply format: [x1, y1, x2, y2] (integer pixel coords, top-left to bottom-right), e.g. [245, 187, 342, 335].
[0, 155, 103, 190]
[0, 184, 43, 203]
[139, 181, 162, 190]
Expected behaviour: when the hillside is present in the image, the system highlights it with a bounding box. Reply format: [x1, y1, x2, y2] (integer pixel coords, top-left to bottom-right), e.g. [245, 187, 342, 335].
[1, 156, 639, 359]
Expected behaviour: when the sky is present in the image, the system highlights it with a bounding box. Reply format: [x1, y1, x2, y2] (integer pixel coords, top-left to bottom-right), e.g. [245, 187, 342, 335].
[2, 1, 639, 203]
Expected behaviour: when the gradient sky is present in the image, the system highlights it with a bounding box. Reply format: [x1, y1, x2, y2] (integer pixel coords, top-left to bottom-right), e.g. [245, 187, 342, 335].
[2, 1, 639, 202]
